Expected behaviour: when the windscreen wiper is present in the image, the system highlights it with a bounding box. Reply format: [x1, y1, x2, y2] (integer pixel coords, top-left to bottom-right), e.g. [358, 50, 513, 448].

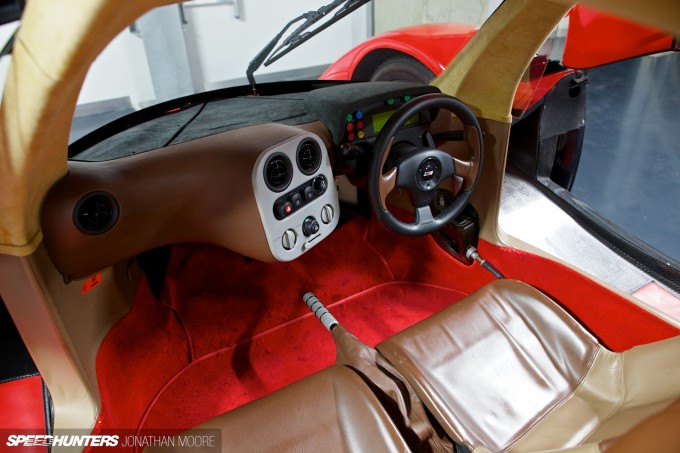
[246, 0, 371, 95]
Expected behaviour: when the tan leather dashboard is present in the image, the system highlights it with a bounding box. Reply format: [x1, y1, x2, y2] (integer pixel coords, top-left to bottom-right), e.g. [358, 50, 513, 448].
[41, 122, 338, 280]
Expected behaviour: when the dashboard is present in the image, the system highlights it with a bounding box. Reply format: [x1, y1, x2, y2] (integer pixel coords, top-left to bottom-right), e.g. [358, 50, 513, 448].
[42, 82, 441, 280]
[254, 131, 338, 261]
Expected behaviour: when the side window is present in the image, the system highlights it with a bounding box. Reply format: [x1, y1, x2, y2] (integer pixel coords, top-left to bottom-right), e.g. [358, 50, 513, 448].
[570, 51, 680, 262]
[502, 15, 679, 299]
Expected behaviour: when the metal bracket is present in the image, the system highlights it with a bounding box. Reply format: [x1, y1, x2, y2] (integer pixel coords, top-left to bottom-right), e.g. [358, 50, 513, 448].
[183, 0, 244, 20]
[130, 0, 244, 37]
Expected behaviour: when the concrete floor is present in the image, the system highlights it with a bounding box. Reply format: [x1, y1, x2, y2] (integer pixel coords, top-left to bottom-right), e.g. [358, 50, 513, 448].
[571, 51, 680, 262]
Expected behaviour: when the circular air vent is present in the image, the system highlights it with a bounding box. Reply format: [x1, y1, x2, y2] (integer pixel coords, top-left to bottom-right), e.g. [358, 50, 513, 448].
[296, 139, 321, 175]
[74, 192, 119, 235]
[264, 153, 293, 192]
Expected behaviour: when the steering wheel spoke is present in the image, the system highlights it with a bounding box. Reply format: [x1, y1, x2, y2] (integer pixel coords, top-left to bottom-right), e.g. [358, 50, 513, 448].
[453, 157, 475, 189]
[379, 167, 398, 210]
[414, 205, 435, 226]
[453, 125, 482, 190]
[440, 154, 456, 180]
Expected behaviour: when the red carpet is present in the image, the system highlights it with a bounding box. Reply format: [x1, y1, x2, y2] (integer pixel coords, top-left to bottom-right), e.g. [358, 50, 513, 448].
[365, 222, 679, 351]
[93, 213, 679, 445]
[0, 376, 46, 453]
[138, 282, 462, 433]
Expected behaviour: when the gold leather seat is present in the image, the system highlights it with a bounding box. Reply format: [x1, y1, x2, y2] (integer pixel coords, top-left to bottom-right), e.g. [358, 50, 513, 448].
[146, 365, 410, 453]
[377, 279, 680, 452]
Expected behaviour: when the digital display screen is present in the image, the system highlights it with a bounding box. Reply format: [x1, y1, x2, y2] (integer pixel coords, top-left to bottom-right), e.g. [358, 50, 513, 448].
[372, 111, 419, 134]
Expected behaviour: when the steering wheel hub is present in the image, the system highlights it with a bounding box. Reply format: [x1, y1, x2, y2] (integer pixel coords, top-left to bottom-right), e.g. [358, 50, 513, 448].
[417, 157, 442, 190]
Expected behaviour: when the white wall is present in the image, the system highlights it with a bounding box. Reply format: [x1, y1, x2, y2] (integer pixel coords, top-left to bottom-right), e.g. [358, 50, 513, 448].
[0, 20, 17, 47]
[53, 0, 508, 111]
[184, 0, 369, 89]
[77, 29, 155, 108]
[76, 1, 370, 109]
[0, 21, 20, 101]
[374, 0, 501, 33]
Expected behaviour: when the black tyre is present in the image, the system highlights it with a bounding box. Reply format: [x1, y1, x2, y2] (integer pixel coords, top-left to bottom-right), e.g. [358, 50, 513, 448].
[369, 55, 436, 83]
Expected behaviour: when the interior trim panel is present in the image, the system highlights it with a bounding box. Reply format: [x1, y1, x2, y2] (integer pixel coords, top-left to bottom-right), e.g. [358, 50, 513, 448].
[253, 132, 339, 261]
[42, 123, 337, 279]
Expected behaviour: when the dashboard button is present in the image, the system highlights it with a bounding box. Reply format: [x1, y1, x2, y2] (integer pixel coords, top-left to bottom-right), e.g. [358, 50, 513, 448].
[312, 175, 328, 195]
[303, 186, 315, 200]
[281, 229, 297, 250]
[303, 217, 320, 237]
[321, 205, 334, 224]
[290, 193, 303, 208]
[275, 201, 294, 218]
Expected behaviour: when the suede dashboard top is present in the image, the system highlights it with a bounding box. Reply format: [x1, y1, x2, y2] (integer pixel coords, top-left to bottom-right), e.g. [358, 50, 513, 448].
[72, 81, 440, 161]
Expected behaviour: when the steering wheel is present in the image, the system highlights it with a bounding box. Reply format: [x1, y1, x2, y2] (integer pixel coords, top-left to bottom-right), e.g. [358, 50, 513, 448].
[368, 93, 484, 236]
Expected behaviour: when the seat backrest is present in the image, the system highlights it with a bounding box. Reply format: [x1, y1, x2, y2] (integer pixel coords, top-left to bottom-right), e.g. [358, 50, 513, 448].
[377, 279, 680, 452]
[378, 279, 601, 451]
[146, 365, 411, 453]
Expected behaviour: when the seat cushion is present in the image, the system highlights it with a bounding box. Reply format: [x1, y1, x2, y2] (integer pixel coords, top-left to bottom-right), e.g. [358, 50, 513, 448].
[147, 365, 410, 453]
[605, 397, 680, 452]
[377, 279, 601, 452]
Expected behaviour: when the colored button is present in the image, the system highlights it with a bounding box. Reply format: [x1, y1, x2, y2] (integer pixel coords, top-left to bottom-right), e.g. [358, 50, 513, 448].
[356, 121, 364, 129]
[357, 131, 365, 139]
[404, 95, 412, 102]
[356, 111, 364, 119]
[276, 201, 294, 218]
[346, 123, 354, 131]
[386, 98, 395, 106]
[290, 193, 303, 208]
[346, 113, 353, 122]
[347, 132, 355, 141]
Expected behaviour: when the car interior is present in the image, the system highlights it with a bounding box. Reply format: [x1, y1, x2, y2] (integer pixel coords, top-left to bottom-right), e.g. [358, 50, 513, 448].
[0, 0, 679, 451]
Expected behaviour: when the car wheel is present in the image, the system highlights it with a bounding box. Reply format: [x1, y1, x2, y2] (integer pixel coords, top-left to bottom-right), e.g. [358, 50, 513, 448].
[369, 55, 436, 83]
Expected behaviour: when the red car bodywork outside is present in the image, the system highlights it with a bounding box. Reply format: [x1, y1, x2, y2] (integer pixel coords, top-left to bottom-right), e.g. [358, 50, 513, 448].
[321, 6, 675, 114]
[321, 23, 477, 81]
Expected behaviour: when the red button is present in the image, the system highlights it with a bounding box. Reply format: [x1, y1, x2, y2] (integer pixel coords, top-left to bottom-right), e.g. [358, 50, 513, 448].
[348, 133, 356, 141]
[346, 123, 354, 131]
[356, 121, 364, 129]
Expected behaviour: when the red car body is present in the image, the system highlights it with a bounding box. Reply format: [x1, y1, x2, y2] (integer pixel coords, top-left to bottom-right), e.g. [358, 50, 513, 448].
[321, 5, 676, 113]
[563, 6, 675, 68]
[321, 23, 478, 81]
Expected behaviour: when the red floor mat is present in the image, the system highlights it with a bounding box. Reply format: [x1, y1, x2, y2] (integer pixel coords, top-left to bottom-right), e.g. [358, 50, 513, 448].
[364, 220, 680, 351]
[139, 282, 462, 433]
[94, 213, 679, 441]
[95, 216, 464, 435]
